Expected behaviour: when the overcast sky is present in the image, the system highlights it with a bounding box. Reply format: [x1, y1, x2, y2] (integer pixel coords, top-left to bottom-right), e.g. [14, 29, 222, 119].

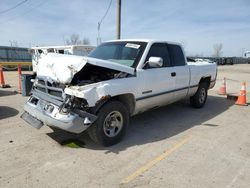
[0, 0, 250, 56]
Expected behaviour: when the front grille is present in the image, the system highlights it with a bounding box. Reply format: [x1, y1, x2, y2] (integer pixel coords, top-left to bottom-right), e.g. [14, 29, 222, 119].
[34, 78, 65, 101]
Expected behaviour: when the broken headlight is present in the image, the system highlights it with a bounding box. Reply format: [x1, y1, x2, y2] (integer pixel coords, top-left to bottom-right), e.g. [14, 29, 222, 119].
[59, 95, 88, 114]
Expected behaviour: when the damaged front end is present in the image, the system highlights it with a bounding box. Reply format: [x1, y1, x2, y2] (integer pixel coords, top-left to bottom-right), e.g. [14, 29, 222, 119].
[21, 54, 134, 133]
[21, 76, 97, 133]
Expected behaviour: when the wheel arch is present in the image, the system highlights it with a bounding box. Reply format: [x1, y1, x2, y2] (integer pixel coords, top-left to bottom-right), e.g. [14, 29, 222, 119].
[91, 93, 136, 116]
[199, 76, 211, 87]
[112, 93, 136, 116]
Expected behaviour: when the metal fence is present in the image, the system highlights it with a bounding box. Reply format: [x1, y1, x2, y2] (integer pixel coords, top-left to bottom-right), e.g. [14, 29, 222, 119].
[0, 46, 31, 62]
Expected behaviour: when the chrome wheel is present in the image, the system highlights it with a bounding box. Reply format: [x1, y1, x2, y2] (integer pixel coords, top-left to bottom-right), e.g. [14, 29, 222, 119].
[103, 111, 123, 137]
[199, 88, 206, 104]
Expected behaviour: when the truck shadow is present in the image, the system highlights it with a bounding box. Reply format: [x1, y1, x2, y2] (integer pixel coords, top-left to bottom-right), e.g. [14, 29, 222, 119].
[0, 106, 19, 120]
[47, 95, 234, 152]
[0, 89, 17, 97]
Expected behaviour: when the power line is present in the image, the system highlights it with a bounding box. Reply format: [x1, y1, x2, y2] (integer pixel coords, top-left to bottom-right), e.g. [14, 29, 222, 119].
[99, 0, 113, 25]
[0, 0, 49, 24]
[97, 0, 113, 44]
[0, 0, 28, 15]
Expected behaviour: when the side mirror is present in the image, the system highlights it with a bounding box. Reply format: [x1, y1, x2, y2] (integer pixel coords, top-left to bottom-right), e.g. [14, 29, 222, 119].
[147, 57, 163, 68]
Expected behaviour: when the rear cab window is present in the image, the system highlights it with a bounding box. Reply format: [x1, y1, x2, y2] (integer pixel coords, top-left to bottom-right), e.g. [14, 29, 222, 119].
[167, 44, 186, 66]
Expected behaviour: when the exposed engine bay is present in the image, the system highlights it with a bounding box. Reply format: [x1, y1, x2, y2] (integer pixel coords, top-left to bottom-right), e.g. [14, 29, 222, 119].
[70, 64, 130, 86]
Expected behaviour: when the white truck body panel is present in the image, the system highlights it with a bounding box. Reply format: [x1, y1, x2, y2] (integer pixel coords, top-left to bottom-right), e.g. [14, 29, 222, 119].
[22, 39, 217, 134]
[64, 60, 216, 115]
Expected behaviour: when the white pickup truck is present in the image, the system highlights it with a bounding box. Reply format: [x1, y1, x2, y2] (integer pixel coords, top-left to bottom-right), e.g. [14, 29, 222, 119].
[21, 39, 217, 146]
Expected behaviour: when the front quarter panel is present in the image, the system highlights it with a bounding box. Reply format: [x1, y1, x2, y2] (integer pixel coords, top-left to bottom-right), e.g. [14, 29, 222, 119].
[64, 77, 141, 107]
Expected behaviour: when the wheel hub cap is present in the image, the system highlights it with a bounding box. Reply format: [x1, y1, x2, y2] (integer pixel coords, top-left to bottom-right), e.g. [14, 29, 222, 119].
[103, 111, 123, 137]
[199, 88, 206, 103]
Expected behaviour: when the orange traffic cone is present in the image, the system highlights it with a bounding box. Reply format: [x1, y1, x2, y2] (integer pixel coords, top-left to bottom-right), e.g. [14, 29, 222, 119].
[0, 65, 5, 87]
[0, 65, 10, 88]
[235, 82, 247, 106]
[18, 64, 22, 94]
[219, 77, 227, 95]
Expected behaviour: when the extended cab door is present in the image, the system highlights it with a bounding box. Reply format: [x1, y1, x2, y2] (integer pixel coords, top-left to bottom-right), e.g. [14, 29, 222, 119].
[167, 44, 190, 100]
[136, 43, 176, 112]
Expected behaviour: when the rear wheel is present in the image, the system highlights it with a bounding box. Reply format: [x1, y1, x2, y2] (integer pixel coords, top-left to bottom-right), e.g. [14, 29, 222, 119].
[190, 82, 208, 108]
[87, 101, 129, 146]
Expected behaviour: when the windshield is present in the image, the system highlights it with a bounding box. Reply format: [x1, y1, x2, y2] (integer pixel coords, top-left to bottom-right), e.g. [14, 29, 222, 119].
[89, 41, 147, 67]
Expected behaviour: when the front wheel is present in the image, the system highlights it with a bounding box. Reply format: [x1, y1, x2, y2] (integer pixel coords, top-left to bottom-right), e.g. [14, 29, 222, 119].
[190, 82, 208, 108]
[87, 101, 129, 146]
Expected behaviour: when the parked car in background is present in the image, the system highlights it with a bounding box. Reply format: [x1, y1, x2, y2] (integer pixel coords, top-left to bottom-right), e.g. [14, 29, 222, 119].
[243, 51, 250, 64]
[216, 58, 234, 65]
[244, 51, 250, 58]
[194, 58, 204, 62]
[194, 58, 215, 64]
[203, 59, 216, 64]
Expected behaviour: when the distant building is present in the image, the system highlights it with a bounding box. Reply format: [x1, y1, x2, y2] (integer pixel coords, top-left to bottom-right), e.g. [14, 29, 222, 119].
[244, 51, 250, 58]
[0, 46, 31, 62]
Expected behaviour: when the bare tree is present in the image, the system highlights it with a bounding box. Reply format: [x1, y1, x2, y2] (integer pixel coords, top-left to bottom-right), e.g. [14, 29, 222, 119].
[82, 37, 90, 45]
[66, 34, 81, 45]
[65, 34, 90, 45]
[213, 43, 223, 57]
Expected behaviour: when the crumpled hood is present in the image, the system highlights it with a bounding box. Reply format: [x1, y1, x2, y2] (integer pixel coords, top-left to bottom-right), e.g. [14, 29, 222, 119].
[36, 53, 135, 84]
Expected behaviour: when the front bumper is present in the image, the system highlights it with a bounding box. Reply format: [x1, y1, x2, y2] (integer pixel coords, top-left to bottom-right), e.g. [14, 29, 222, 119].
[21, 95, 97, 133]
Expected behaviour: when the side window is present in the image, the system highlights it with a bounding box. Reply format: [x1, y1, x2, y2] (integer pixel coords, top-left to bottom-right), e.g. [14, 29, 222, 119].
[167, 44, 186, 66]
[145, 43, 171, 68]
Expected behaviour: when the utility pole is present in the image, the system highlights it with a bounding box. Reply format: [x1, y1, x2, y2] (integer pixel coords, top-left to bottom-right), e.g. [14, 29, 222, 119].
[117, 0, 121, 39]
[97, 22, 101, 45]
[242, 48, 245, 58]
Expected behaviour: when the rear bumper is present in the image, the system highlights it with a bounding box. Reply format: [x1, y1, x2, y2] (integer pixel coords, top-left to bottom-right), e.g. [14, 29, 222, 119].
[22, 95, 97, 133]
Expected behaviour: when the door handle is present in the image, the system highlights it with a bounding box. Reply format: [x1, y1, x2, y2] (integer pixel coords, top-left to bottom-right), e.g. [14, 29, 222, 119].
[171, 72, 176, 77]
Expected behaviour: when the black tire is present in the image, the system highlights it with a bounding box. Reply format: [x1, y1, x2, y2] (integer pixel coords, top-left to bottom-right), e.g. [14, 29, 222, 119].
[190, 82, 208, 108]
[87, 101, 129, 146]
